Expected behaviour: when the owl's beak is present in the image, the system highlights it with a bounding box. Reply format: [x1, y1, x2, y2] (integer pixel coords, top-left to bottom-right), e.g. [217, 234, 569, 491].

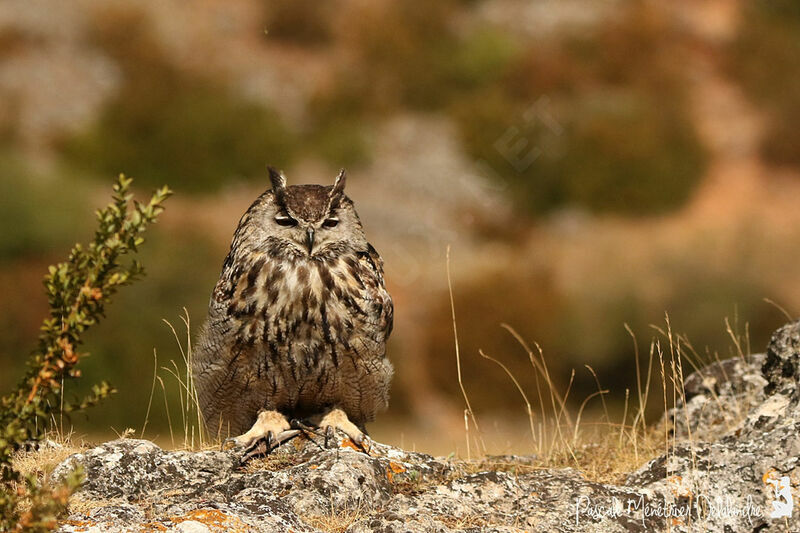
[305, 227, 315, 253]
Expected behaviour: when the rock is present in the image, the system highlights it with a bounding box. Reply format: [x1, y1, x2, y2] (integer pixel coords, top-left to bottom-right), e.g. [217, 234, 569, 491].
[668, 352, 767, 441]
[630, 320, 800, 532]
[763, 320, 800, 397]
[55, 321, 800, 532]
[55, 436, 655, 533]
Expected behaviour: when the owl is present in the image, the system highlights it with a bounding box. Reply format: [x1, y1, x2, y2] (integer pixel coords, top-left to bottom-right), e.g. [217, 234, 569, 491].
[193, 168, 393, 458]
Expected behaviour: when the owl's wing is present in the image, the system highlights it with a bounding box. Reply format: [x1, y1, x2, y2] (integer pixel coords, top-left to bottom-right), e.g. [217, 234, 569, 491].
[360, 243, 385, 279]
[355, 243, 394, 340]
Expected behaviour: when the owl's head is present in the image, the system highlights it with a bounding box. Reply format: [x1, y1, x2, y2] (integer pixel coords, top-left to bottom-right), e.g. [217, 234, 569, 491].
[249, 167, 367, 257]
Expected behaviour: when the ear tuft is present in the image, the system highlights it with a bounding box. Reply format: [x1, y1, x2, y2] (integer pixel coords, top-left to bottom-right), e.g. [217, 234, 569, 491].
[268, 166, 287, 204]
[328, 168, 347, 208]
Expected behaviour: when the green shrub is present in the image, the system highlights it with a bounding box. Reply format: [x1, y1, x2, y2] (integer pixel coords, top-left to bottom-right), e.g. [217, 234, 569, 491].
[0, 176, 170, 531]
[0, 195, 217, 440]
[61, 10, 296, 193]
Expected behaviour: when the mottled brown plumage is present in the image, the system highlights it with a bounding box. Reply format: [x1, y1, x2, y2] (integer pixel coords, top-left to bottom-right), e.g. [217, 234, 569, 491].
[193, 168, 393, 451]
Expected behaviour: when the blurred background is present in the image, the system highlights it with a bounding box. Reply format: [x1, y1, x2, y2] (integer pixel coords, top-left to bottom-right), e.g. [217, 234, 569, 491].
[1, 0, 799, 455]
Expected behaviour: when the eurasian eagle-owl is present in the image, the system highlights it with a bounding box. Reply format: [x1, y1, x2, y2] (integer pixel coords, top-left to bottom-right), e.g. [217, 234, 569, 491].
[193, 168, 393, 454]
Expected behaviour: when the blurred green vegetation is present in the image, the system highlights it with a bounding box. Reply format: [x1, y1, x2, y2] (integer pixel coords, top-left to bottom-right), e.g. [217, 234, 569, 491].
[349, 5, 516, 112]
[452, 5, 707, 216]
[61, 9, 297, 194]
[729, 0, 800, 167]
[304, 84, 374, 169]
[0, 156, 93, 261]
[71, 231, 221, 435]
[319, 1, 517, 112]
[453, 87, 705, 215]
[0, 158, 94, 399]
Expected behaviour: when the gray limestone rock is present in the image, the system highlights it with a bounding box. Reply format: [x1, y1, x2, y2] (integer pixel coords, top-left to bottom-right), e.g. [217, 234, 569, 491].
[54, 320, 800, 532]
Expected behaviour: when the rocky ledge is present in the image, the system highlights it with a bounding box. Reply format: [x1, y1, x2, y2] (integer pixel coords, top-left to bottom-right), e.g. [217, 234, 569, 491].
[54, 321, 800, 532]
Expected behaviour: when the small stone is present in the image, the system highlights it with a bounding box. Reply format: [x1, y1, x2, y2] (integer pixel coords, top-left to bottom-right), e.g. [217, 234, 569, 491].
[171, 521, 211, 533]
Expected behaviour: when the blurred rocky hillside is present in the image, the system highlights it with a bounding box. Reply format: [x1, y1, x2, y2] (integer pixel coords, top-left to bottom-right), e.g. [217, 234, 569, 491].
[1, 0, 800, 454]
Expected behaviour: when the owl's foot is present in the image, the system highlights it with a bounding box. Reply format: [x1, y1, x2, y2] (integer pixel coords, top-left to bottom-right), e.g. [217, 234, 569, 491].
[223, 410, 300, 462]
[289, 412, 366, 451]
[312, 408, 369, 451]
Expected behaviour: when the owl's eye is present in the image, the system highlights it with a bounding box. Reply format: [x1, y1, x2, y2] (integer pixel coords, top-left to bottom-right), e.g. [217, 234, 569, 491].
[275, 215, 298, 227]
[322, 218, 339, 228]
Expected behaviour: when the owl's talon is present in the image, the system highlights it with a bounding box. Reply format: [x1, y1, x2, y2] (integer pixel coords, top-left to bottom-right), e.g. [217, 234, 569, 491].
[240, 435, 270, 463]
[221, 436, 241, 451]
[224, 409, 292, 459]
[314, 408, 368, 452]
[289, 418, 320, 435]
[239, 429, 301, 463]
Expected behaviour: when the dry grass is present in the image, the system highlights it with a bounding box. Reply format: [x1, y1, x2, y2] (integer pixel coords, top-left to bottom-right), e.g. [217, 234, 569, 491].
[11, 440, 84, 484]
[438, 513, 491, 530]
[141, 308, 209, 451]
[66, 495, 129, 518]
[381, 311, 747, 495]
[242, 450, 306, 474]
[10, 433, 89, 514]
[299, 501, 367, 533]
